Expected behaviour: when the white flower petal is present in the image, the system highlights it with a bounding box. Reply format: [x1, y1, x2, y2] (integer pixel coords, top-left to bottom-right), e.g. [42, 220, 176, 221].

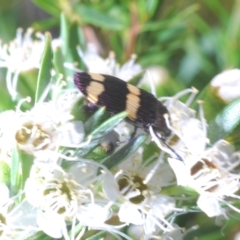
[10, 200, 38, 228]
[68, 162, 98, 184]
[58, 121, 85, 146]
[168, 158, 190, 186]
[180, 118, 206, 155]
[197, 194, 222, 217]
[37, 212, 65, 238]
[0, 183, 10, 205]
[211, 69, 240, 103]
[118, 203, 143, 225]
[24, 177, 42, 207]
[77, 204, 110, 226]
[102, 173, 120, 201]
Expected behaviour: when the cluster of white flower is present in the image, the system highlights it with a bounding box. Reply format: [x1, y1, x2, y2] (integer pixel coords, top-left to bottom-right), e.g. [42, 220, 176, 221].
[0, 28, 45, 100]
[0, 29, 240, 240]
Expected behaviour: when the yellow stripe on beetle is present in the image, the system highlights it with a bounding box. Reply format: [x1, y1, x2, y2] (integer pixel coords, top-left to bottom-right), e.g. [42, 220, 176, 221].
[127, 84, 141, 96]
[126, 93, 140, 120]
[89, 73, 105, 82]
[86, 81, 104, 103]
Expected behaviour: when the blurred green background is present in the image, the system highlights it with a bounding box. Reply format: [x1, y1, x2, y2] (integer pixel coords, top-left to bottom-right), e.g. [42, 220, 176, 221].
[0, 0, 240, 239]
[1, 0, 239, 92]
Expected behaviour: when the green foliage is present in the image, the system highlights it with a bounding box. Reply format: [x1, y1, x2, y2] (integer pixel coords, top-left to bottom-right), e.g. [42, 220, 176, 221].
[35, 32, 53, 103]
[101, 134, 147, 169]
[208, 98, 240, 143]
[74, 111, 127, 157]
[1, 0, 240, 239]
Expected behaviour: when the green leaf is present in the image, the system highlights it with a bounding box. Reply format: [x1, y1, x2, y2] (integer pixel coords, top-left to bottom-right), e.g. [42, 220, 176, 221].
[84, 107, 109, 135]
[0, 161, 10, 185]
[142, 141, 160, 163]
[26, 231, 53, 240]
[60, 14, 83, 77]
[35, 32, 53, 104]
[183, 224, 222, 240]
[53, 47, 65, 76]
[19, 151, 34, 189]
[86, 231, 107, 240]
[208, 98, 240, 143]
[11, 147, 21, 195]
[141, 4, 198, 32]
[101, 134, 147, 169]
[83, 146, 108, 160]
[75, 5, 124, 30]
[31, 0, 62, 17]
[138, 0, 160, 19]
[18, 70, 39, 106]
[31, 17, 59, 31]
[204, 0, 229, 25]
[193, 85, 226, 122]
[128, 70, 146, 86]
[90, 111, 127, 139]
[75, 111, 127, 157]
[0, 86, 14, 110]
[161, 185, 198, 197]
[71, 98, 88, 121]
[60, 13, 69, 57]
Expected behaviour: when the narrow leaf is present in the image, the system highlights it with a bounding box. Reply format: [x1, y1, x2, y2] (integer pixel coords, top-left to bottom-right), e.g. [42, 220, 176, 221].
[76, 112, 127, 156]
[90, 111, 127, 139]
[32, 17, 59, 31]
[194, 85, 226, 122]
[11, 147, 21, 195]
[208, 98, 240, 143]
[84, 107, 108, 135]
[101, 134, 147, 169]
[31, 0, 62, 16]
[86, 231, 107, 240]
[75, 111, 127, 157]
[19, 151, 34, 189]
[0, 161, 10, 185]
[75, 5, 123, 30]
[60, 14, 83, 76]
[35, 32, 52, 104]
[71, 98, 88, 122]
[53, 47, 65, 76]
[128, 70, 145, 86]
[60, 13, 69, 57]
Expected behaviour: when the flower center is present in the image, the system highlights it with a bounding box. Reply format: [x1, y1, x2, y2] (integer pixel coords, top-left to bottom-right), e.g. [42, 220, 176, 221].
[168, 134, 180, 146]
[191, 158, 219, 192]
[15, 123, 51, 151]
[118, 174, 148, 204]
[42, 179, 80, 217]
[0, 213, 7, 236]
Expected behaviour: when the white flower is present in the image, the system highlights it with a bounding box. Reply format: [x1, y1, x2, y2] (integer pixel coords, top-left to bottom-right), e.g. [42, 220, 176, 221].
[168, 140, 240, 217]
[211, 69, 240, 103]
[0, 100, 84, 160]
[113, 121, 135, 143]
[160, 224, 198, 240]
[142, 196, 177, 238]
[103, 148, 178, 237]
[0, 28, 45, 99]
[77, 43, 142, 81]
[0, 184, 38, 239]
[140, 66, 169, 89]
[24, 163, 93, 239]
[0, 110, 18, 157]
[24, 160, 119, 239]
[151, 88, 208, 160]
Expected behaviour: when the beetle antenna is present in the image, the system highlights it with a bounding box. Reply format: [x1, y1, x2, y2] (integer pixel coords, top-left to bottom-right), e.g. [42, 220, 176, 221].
[160, 139, 183, 162]
[149, 126, 183, 161]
